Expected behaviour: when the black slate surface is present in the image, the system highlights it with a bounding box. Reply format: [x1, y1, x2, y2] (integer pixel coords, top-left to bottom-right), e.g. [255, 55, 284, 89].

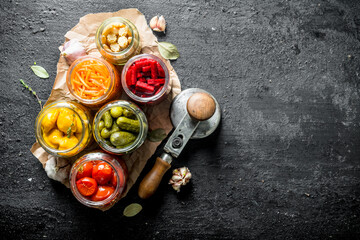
[1, 0, 360, 239]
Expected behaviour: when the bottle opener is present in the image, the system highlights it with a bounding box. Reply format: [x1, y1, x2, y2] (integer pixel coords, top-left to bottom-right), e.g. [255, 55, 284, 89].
[138, 88, 221, 199]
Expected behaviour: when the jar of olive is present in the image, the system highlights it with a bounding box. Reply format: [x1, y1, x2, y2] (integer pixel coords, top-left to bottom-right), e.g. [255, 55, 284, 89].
[35, 101, 93, 158]
[93, 100, 148, 155]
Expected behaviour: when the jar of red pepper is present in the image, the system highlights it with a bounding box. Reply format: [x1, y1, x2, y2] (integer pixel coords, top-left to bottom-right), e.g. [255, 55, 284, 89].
[121, 54, 170, 105]
[69, 151, 128, 210]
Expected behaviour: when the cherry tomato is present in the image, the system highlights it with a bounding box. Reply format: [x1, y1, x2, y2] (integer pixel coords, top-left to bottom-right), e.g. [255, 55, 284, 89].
[76, 161, 94, 180]
[90, 186, 115, 201]
[92, 162, 113, 185]
[76, 177, 98, 196]
[111, 171, 117, 187]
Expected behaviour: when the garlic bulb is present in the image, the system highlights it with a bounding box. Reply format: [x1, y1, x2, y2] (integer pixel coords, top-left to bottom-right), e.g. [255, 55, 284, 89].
[149, 15, 166, 32]
[44, 155, 71, 187]
[61, 39, 87, 65]
[169, 167, 192, 192]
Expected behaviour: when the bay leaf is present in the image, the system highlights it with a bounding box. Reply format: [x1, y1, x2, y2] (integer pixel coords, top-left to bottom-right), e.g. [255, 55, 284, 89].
[158, 42, 180, 60]
[31, 65, 49, 79]
[148, 128, 167, 142]
[123, 203, 142, 217]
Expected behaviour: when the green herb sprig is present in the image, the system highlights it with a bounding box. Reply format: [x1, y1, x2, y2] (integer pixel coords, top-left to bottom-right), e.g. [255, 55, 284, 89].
[20, 79, 42, 109]
[66, 114, 76, 138]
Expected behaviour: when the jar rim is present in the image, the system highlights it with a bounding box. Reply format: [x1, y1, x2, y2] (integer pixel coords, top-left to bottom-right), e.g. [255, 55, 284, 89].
[66, 56, 116, 105]
[121, 54, 170, 103]
[95, 17, 138, 56]
[35, 101, 88, 157]
[70, 152, 125, 208]
[93, 100, 148, 154]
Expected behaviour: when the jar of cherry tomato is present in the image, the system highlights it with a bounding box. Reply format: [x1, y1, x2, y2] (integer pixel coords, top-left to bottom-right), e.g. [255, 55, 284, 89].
[121, 54, 170, 105]
[70, 151, 128, 210]
[35, 101, 92, 158]
[66, 56, 121, 109]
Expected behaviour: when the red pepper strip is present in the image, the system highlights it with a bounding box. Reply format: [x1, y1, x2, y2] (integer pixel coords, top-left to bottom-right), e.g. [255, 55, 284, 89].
[157, 63, 165, 77]
[139, 77, 147, 83]
[137, 72, 143, 78]
[151, 62, 158, 79]
[142, 66, 151, 72]
[146, 79, 155, 85]
[135, 60, 148, 68]
[126, 69, 133, 86]
[131, 68, 137, 86]
[147, 78, 165, 85]
[135, 81, 155, 92]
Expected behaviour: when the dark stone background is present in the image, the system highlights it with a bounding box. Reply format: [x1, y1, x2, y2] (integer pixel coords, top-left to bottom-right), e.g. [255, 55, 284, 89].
[1, 0, 360, 239]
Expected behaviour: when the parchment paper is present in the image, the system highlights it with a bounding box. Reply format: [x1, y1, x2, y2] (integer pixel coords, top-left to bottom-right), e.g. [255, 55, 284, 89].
[30, 9, 181, 201]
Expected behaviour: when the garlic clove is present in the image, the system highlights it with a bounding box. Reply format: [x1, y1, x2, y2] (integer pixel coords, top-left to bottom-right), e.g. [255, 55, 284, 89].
[156, 15, 166, 32]
[149, 15, 166, 33]
[149, 16, 158, 30]
[171, 175, 183, 182]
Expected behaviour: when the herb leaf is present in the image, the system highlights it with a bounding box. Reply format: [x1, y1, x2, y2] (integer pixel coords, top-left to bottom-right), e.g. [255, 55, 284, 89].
[31, 65, 49, 79]
[148, 128, 167, 142]
[67, 114, 75, 138]
[20, 79, 42, 109]
[157, 41, 180, 60]
[123, 203, 142, 217]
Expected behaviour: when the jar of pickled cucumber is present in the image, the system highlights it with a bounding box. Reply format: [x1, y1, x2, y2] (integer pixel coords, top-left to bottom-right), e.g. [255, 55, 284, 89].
[95, 17, 141, 65]
[93, 100, 148, 155]
[70, 151, 128, 210]
[35, 101, 92, 158]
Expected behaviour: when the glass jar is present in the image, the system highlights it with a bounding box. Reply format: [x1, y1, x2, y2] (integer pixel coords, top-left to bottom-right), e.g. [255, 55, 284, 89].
[95, 17, 141, 65]
[66, 56, 121, 109]
[70, 151, 128, 210]
[121, 54, 170, 105]
[35, 101, 92, 158]
[93, 100, 148, 155]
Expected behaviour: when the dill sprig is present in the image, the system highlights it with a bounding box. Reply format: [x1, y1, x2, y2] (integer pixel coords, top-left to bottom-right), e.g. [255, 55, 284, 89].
[20, 79, 42, 109]
[66, 114, 76, 138]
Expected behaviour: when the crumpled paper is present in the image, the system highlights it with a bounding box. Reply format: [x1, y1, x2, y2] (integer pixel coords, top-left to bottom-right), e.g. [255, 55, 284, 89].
[30, 8, 181, 201]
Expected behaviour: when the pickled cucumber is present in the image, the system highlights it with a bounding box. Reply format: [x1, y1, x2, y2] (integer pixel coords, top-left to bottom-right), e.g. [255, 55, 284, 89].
[116, 117, 140, 133]
[110, 131, 136, 146]
[122, 108, 134, 118]
[110, 107, 123, 118]
[103, 110, 113, 128]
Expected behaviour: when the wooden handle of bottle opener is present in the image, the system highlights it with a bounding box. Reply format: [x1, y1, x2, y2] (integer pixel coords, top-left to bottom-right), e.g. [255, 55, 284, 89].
[138, 156, 171, 199]
[187, 92, 216, 121]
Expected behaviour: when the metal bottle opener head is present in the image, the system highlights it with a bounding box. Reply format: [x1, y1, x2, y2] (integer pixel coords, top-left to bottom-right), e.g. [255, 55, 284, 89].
[170, 88, 221, 139]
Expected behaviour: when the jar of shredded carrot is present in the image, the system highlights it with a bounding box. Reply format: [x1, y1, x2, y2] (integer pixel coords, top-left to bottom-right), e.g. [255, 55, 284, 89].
[66, 56, 121, 109]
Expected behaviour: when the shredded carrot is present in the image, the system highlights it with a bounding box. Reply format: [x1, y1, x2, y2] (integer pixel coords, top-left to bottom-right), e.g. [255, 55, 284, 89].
[71, 59, 111, 100]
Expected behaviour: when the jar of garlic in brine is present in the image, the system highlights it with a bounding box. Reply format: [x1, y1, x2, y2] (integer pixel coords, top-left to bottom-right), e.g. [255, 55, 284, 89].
[95, 17, 141, 65]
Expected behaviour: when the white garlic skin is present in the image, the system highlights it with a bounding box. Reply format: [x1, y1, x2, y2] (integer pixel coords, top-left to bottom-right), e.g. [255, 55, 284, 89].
[169, 167, 192, 192]
[44, 155, 71, 187]
[61, 39, 87, 65]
